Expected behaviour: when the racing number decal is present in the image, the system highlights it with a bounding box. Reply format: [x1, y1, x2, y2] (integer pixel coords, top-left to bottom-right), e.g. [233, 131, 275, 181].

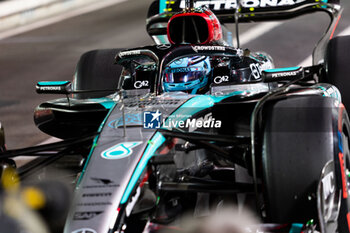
[134, 80, 149, 89]
[214, 63, 262, 84]
[250, 63, 262, 80]
[214, 75, 229, 84]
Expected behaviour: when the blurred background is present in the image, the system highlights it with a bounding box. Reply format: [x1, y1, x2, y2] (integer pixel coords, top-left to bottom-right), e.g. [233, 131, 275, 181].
[0, 0, 349, 149]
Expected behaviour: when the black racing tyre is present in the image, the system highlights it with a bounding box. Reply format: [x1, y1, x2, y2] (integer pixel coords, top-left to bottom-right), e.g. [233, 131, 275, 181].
[0, 122, 5, 152]
[335, 106, 350, 233]
[325, 35, 350, 110]
[147, 0, 159, 18]
[73, 49, 123, 99]
[261, 95, 349, 228]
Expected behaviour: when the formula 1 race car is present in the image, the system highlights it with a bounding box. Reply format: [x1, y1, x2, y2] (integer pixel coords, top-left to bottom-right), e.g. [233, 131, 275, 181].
[1, 0, 350, 233]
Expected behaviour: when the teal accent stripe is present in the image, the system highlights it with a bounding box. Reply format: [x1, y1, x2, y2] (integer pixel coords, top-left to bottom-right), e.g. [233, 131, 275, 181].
[76, 102, 118, 186]
[89, 98, 116, 110]
[318, 86, 327, 97]
[159, 0, 166, 13]
[120, 132, 166, 204]
[38, 81, 69, 86]
[289, 223, 303, 233]
[97, 102, 117, 133]
[316, 85, 341, 101]
[76, 135, 99, 186]
[264, 67, 301, 73]
[99, 101, 115, 109]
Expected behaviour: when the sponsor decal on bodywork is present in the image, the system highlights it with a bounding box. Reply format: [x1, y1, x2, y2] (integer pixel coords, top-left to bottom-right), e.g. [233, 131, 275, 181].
[119, 50, 141, 57]
[271, 71, 297, 78]
[38, 86, 62, 91]
[214, 75, 230, 84]
[134, 80, 149, 89]
[82, 192, 112, 198]
[101, 142, 142, 160]
[90, 177, 114, 185]
[192, 45, 225, 52]
[180, 0, 307, 10]
[73, 211, 103, 221]
[156, 44, 171, 50]
[77, 202, 112, 206]
[82, 177, 119, 189]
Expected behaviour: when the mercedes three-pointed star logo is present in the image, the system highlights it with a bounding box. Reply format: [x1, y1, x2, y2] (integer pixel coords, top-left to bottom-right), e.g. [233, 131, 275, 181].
[72, 228, 97, 233]
[156, 44, 171, 50]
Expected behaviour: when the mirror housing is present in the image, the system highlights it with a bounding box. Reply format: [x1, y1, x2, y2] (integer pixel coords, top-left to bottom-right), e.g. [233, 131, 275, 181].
[36, 81, 72, 94]
[262, 66, 303, 83]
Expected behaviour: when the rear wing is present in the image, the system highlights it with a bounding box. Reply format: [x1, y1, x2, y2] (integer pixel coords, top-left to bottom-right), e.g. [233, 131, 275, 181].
[147, 0, 340, 31]
[155, 0, 339, 21]
[147, 0, 342, 65]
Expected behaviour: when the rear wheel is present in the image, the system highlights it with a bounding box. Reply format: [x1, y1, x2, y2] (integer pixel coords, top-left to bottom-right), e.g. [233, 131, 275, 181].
[72, 49, 124, 99]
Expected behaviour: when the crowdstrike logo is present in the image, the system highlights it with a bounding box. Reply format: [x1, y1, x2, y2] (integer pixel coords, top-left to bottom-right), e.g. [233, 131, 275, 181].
[192, 45, 225, 53]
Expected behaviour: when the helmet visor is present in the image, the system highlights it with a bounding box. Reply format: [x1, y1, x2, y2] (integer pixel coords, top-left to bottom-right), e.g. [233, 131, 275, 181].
[164, 70, 205, 83]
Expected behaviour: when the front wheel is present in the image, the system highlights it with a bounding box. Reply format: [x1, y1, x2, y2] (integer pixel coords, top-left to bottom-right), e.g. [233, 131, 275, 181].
[325, 35, 350, 110]
[261, 95, 350, 231]
[335, 105, 350, 233]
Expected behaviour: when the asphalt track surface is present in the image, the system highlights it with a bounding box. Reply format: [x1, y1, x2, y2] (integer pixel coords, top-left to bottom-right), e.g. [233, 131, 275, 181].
[0, 0, 350, 149]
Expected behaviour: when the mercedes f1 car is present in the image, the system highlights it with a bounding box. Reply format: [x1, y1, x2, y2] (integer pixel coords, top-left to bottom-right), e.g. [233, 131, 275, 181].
[1, 0, 350, 233]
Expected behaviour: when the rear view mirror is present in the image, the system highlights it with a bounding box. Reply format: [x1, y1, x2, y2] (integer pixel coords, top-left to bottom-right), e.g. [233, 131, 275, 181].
[262, 66, 303, 82]
[36, 81, 72, 94]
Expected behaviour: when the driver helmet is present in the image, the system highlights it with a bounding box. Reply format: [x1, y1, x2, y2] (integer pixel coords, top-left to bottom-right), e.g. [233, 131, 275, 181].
[163, 56, 211, 94]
